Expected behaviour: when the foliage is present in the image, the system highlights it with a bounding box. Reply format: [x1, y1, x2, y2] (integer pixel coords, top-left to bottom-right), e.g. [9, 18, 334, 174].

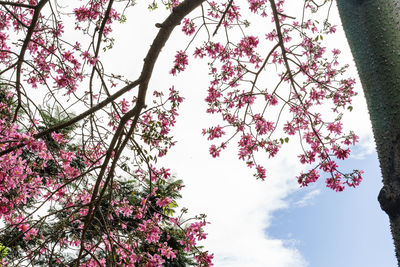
[0, 243, 7, 259]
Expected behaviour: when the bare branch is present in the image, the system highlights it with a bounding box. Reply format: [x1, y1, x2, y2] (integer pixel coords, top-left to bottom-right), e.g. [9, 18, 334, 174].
[212, 0, 233, 36]
[13, 0, 50, 122]
[0, 1, 35, 8]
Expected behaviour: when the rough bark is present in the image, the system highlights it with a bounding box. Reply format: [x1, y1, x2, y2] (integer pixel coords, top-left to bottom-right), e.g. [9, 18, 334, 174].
[336, 0, 400, 264]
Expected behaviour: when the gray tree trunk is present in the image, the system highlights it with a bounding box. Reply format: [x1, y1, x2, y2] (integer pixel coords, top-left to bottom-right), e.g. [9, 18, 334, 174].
[336, 0, 400, 264]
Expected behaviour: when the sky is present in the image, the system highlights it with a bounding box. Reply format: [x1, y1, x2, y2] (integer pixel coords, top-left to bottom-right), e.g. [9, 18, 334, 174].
[106, 1, 397, 266]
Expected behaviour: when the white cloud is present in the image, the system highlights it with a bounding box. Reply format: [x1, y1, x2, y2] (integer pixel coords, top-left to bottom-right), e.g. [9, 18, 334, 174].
[350, 134, 376, 159]
[163, 139, 308, 267]
[295, 189, 321, 208]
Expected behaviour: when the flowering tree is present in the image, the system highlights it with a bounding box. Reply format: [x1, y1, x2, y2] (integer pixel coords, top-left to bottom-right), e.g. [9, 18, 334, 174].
[0, 0, 395, 265]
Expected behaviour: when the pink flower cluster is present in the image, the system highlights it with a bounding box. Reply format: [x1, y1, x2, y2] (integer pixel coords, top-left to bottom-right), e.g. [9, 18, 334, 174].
[190, 0, 363, 190]
[182, 18, 196, 35]
[170, 51, 189, 76]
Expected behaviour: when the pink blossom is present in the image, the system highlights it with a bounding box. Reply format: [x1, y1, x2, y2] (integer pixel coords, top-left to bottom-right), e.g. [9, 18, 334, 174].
[209, 144, 220, 158]
[255, 165, 266, 180]
[170, 51, 188, 76]
[182, 18, 196, 35]
[156, 197, 172, 207]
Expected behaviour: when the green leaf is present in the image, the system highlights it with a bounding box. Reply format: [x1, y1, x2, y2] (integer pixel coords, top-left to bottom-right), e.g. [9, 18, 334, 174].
[0, 243, 8, 259]
[119, 14, 127, 23]
[148, 2, 158, 11]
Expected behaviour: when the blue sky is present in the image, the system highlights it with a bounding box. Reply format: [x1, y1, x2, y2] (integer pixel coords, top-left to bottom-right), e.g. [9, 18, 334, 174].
[269, 152, 396, 266]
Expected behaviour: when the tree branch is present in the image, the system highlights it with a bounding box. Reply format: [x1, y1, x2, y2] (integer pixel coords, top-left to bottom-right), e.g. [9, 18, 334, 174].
[0, 1, 35, 8]
[0, 79, 141, 156]
[212, 0, 233, 36]
[13, 0, 50, 122]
